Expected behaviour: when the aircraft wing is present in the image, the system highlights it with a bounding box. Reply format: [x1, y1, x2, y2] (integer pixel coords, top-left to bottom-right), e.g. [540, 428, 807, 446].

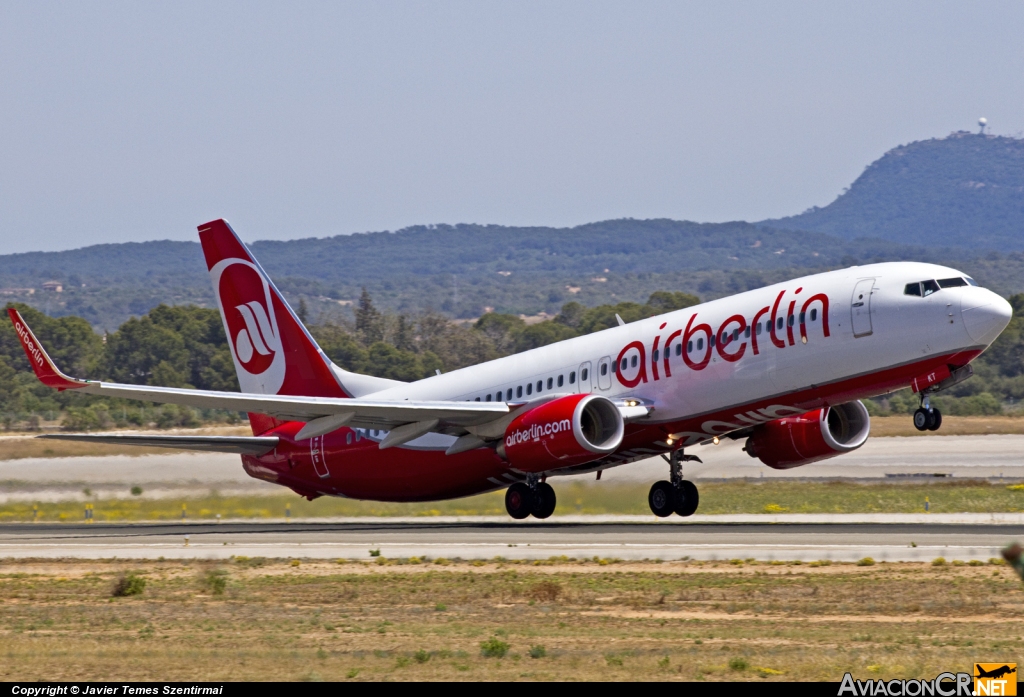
[7, 308, 509, 437]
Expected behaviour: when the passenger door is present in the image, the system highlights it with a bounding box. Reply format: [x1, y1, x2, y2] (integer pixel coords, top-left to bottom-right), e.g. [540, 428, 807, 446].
[577, 361, 592, 393]
[851, 279, 875, 338]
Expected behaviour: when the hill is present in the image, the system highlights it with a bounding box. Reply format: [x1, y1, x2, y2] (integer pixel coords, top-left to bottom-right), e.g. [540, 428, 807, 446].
[764, 132, 1024, 249]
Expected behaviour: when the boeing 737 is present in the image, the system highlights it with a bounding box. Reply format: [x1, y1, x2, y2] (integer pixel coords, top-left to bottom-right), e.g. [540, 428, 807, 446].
[8, 219, 1013, 518]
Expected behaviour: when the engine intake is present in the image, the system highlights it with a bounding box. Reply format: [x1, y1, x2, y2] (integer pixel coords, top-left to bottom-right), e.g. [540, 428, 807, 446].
[745, 400, 870, 469]
[501, 394, 624, 473]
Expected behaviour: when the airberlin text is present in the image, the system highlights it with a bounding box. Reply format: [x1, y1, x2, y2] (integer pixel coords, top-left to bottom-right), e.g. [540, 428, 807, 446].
[13, 321, 45, 368]
[838, 672, 972, 696]
[614, 287, 830, 389]
[506, 419, 572, 447]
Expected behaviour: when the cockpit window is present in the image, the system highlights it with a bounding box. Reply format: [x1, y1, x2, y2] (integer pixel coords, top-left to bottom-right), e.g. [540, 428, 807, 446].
[938, 277, 968, 288]
[904, 283, 921, 296]
[965, 277, 979, 287]
[921, 280, 939, 296]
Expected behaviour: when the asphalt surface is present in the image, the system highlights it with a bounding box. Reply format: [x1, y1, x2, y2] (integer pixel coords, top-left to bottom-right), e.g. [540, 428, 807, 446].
[1, 518, 1020, 562]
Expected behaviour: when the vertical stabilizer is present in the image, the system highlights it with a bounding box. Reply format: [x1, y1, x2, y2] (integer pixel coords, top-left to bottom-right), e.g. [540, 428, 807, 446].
[198, 220, 349, 411]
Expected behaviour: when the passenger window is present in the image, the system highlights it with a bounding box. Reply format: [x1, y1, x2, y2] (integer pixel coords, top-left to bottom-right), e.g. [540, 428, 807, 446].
[904, 282, 922, 296]
[536, 380, 542, 392]
[581, 368, 588, 381]
[687, 340, 693, 352]
[485, 394, 492, 402]
[547, 377, 553, 389]
[498, 391, 504, 401]
[938, 277, 968, 288]
[922, 280, 939, 296]
[569, 371, 576, 384]
[810, 308, 818, 321]
[526, 383, 532, 395]
[675, 343, 682, 356]
[346, 432, 352, 445]
[620, 358, 627, 371]
[475, 397, 480, 402]
[653, 349, 659, 362]
[557, 375, 563, 387]
[630, 355, 638, 368]
[788, 315, 794, 327]
[756, 323, 762, 335]
[600, 363, 607, 376]
[799, 312, 805, 324]
[744, 326, 750, 339]
[696, 338, 703, 350]
[516, 386, 522, 398]
[777, 317, 784, 330]
[709, 335, 716, 348]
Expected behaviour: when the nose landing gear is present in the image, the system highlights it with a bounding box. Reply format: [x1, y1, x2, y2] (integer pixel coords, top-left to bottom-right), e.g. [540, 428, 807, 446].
[913, 396, 942, 432]
[648, 449, 701, 517]
[505, 477, 557, 520]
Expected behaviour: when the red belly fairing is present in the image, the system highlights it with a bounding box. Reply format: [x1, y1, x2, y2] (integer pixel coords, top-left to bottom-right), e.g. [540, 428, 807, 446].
[241, 349, 982, 502]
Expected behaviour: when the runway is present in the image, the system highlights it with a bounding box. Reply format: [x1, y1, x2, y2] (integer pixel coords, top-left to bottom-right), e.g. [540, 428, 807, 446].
[1, 516, 1020, 562]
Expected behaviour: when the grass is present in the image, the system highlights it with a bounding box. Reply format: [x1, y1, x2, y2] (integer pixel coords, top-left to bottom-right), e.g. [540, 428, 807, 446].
[0, 558, 1020, 681]
[867, 415, 1024, 437]
[4, 480, 1024, 522]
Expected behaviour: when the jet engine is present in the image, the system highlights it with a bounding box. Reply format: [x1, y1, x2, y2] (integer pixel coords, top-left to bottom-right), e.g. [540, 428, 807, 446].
[500, 394, 624, 472]
[744, 400, 870, 469]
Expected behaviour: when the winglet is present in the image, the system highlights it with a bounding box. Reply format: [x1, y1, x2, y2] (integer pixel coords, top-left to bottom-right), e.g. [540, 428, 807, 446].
[6, 308, 90, 390]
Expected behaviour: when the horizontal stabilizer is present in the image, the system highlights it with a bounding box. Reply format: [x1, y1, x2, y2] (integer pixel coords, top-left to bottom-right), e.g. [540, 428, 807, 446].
[39, 434, 279, 456]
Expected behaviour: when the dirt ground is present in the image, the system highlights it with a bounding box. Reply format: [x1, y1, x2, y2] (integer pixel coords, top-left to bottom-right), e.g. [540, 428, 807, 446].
[0, 557, 1020, 681]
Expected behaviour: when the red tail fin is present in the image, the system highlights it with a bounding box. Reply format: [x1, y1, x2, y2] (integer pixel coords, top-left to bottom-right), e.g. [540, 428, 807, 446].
[197, 220, 348, 417]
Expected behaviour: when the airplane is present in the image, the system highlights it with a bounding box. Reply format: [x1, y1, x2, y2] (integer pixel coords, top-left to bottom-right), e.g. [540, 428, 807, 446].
[7, 219, 1013, 519]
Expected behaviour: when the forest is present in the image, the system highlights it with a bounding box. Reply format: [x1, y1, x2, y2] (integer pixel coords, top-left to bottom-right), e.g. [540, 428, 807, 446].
[2, 285, 1022, 431]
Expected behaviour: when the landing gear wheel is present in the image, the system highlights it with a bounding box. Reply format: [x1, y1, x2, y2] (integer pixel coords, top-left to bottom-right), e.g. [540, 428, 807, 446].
[927, 408, 942, 432]
[532, 482, 556, 519]
[674, 480, 700, 517]
[913, 408, 930, 432]
[648, 481, 675, 518]
[505, 483, 534, 520]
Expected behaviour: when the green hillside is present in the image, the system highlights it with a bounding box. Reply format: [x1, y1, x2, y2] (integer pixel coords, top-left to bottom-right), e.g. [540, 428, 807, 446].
[765, 132, 1024, 249]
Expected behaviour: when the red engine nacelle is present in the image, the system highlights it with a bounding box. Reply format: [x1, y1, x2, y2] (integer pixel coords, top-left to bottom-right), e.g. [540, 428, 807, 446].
[744, 400, 871, 469]
[500, 394, 624, 473]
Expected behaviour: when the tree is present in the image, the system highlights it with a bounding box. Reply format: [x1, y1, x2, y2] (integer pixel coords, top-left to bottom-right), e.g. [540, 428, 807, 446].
[355, 288, 383, 344]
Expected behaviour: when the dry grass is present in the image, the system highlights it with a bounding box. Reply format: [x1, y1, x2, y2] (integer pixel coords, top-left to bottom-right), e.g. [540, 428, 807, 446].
[869, 415, 1024, 437]
[0, 558, 1020, 681]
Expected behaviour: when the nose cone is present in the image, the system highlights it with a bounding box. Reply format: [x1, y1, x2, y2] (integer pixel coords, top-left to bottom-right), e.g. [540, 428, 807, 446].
[961, 289, 1013, 345]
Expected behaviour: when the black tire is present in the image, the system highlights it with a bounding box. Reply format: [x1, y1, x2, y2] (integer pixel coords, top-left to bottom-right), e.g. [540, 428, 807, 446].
[674, 480, 700, 517]
[927, 408, 942, 432]
[532, 482, 557, 519]
[648, 481, 675, 518]
[505, 483, 534, 520]
[913, 408, 930, 432]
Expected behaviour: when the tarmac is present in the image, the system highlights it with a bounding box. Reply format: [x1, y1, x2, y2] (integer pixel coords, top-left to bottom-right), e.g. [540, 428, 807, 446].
[0, 515, 1020, 562]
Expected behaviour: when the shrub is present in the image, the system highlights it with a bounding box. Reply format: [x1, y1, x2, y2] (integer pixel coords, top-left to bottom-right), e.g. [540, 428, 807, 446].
[857, 557, 875, 566]
[729, 656, 750, 671]
[480, 637, 509, 658]
[112, 572, 146, 597]
[130, 486, 143, 496]
[202, 569, 228, 595]
[413, 650, 430, 664]
[932, 557, 947, 566]
[528, 645, 546, 659]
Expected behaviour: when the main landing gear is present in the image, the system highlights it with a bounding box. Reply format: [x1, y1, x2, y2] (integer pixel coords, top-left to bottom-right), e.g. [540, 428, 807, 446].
[648, 449, 700, 518]
[505, 477, 556, 520]
[913, 395, 942, 432]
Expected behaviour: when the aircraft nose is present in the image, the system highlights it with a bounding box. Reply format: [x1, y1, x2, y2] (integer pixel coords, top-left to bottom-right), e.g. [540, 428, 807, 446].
[961, 289, 1013, 344]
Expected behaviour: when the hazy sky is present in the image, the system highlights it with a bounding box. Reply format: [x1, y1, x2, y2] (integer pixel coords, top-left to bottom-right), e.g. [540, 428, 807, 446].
[1, 1, 1022, 253]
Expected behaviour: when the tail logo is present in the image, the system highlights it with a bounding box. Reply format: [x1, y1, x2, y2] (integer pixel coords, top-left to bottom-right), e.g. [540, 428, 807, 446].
[211, 259, 286, 394]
